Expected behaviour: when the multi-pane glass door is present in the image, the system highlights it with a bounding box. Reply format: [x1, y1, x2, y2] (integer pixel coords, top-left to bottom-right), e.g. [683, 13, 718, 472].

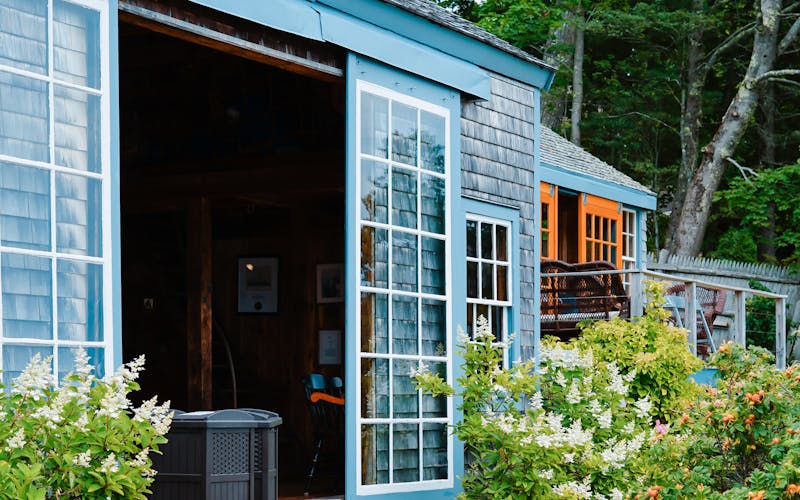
[356, 78, 453, 496]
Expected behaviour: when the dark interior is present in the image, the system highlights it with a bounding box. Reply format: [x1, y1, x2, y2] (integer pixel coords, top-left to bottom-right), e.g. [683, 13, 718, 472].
[119, 22, 346, 489]
[558, 190, 579, 262]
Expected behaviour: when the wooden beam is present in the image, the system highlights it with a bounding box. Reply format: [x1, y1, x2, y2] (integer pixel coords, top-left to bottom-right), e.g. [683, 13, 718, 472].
[119, 0, 344, 82]
[186, 197, 213, 410]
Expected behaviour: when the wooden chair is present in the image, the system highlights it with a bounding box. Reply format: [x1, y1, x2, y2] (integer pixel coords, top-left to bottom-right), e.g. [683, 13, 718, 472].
[665, 284, 726, 357]
[302, 374, 344, 496]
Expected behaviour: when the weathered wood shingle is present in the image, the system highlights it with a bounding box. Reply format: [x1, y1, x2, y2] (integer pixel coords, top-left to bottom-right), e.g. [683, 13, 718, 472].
[461, 74, 538, 360]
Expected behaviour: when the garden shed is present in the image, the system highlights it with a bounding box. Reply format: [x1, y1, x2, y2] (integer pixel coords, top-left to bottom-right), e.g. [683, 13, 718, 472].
[0, 0, 655, 497]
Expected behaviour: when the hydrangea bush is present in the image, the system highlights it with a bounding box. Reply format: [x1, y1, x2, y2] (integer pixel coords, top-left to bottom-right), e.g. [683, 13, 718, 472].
[0, 351, 172, 499]
[415, 316, 657, 499]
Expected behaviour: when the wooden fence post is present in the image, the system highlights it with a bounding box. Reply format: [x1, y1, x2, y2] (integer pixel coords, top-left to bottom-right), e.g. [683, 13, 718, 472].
[776, 297, 787, 370]
[733, 290, 747, 346]
[686, 281, 697, 357]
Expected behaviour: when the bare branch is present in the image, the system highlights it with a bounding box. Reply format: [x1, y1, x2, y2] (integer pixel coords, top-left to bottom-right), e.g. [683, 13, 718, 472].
[779, 15, 800, 55]
[726, 158, 759, 181]
[702, 22, 756, 70]
[605, 111, 679, 136]
[751, 69, 800, 86]
[772, 77, 800, 88]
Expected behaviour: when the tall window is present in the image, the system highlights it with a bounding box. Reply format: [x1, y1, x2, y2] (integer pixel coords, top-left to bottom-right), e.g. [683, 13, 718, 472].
[0, 0, 111, 383]
[540, 182, 557, 260]
[466, 215, 512, 365]
[621, 209, 637, 290]
[357, 81, 451, 493]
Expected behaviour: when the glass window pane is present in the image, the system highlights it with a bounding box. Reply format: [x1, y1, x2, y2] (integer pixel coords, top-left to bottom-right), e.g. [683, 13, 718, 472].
[541, 233, 549, 258]
[391, 102, 417, 166]
[603, 218, 609, 241]
[54, 85, 100, 172]
[361, 357, 389, 418]
[57, 259, 102, 341]
[391, 231, 417, 292]
[421, 299, 446, 356]
[392, 359, 418, 418]
[480, 223, 492, 259]
[466, 261, 478, 298]
[585, 213, 591, 238]
[421, 237, 445, 296]
[594, 216, 601, 239]
[541, 203, 548, 229]
[0, 71, 49, 162]
[611, 219, 617, 243]
[361, 226, 388, 289]
[361, 93, 388, 158]
[0, 163, 50, 250]
[496, 265, 508, 302]
[2, 253, 52, 339]
[361, 292, 388, 354]
[361, 424, 389, 485]
[53, 0, 100, 88]
[495, 225, 507, 261]
[491, 306, 505, 341]
[466, 220, 477, 258]
[2, 344, 51, 387]
[466, 303, 474, 338]
[57, 346, 103, 381]
[393, 423, 420, 483]
[391, 167, 417, 229]
[56, 172, 101, 256]
[361, 159, 388, 224]
[422, 362, 447, 418]
[0, 0, 48, 74]
[420, 111, 445, 173]
[420, 174, 445, 234]
[423, 423, 448, 480]
[391, 295, 418, 355]
[481, 262, 493, 300]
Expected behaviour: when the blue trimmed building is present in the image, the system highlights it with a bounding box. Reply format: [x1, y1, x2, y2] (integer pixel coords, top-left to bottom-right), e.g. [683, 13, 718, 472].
[0, 0, 655, 497]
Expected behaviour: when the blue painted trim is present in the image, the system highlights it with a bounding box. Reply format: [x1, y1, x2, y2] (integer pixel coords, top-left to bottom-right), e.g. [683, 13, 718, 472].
[110, 0, 122, 369]
[532, 89, 542, 365]
[188, 0, 491, 98]
[313, 0, 554, 89]
[190, 0, 324, 40]
[539, 163, 657, 210]
[346, 54, 464, 500]
[344, 52, 358, 500]
[461, 199, 521, 364]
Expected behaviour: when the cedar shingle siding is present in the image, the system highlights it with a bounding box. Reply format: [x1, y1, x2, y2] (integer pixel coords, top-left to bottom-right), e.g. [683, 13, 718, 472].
[461, 74, 537, 360]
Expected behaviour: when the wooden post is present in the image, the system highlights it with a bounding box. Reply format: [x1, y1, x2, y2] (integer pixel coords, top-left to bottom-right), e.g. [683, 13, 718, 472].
[776, 297, 787, 369]
[686, 281, 697, 357]
[187, 197, 213, 410]
[734, 290, 747, 346]
[629, 271, 644, 318]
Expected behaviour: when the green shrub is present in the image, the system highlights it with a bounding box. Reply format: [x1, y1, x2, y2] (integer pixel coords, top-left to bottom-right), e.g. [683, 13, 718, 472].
[573, 281, 703, 421]
[638, 342, 800, 499]
[0, 351, 172, 499]
[415, 316, 655, 499]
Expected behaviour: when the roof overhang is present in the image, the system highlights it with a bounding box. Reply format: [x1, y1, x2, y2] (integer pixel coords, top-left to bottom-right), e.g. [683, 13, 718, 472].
[539, 162, 657, 210]
[188, 0, 555, 98]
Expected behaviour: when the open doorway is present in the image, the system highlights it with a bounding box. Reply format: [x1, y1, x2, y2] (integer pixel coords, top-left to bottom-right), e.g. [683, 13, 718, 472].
[118, 18, 346, 497]
[557, 190, 579, 262]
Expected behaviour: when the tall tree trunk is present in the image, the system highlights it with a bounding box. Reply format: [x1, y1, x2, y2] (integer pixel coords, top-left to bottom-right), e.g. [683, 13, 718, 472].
[570, 6, 585, 146]
[667, 1, 705, 249]
[758, 81, 777, 260]
[671, 0, 783, 256]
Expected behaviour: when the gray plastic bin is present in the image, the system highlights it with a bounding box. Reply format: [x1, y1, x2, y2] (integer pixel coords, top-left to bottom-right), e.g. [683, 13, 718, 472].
[150, 409, 282, 500]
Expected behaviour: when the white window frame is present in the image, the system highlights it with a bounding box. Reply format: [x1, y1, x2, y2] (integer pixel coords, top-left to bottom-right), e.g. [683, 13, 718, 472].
[465, 214, 513, 367]
[621, 209, 637, 290]
[0, 0, 113, 380]
[355, 80, 454, 495]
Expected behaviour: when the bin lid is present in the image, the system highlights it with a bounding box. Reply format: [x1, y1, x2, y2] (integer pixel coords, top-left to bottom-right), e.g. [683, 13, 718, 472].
[171, 409, 262, 429]
[237, 408, 283, 428]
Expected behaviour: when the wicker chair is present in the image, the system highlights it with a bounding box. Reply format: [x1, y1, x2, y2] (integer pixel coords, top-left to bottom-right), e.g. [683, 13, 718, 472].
[540, 260, 630, 340]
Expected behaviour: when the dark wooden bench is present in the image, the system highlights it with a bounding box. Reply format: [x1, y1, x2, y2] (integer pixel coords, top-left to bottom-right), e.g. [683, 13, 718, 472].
[540, 260, 630, 340]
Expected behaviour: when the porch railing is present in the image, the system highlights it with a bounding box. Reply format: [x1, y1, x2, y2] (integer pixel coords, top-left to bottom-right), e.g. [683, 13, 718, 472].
[540, 268, 790, 369]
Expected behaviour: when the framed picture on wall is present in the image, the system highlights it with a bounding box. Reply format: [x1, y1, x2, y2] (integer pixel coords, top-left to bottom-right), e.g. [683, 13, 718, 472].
[316, 263, 344, 303]
[319, 330, 342, 365]
[237, 257, 278, 313]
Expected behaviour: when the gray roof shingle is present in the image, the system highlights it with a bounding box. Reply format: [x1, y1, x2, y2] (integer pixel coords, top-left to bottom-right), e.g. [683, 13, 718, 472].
[378, 0, 554, 72]
[540, 126, 654, 194]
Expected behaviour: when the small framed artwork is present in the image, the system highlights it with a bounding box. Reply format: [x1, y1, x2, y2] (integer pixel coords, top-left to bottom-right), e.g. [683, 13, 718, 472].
[319, 330, 342, 365]
[316, 263, 344, 303]
[237, 257, 278, 314]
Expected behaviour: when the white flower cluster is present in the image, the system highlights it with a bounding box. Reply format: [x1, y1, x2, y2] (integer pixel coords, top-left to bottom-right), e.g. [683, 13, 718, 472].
[598, 432, 646, 472]
[11, 353, 55, 401]
[539, 346, 594, 370]
[133, 396, 173, 436]
[552, 478, 592, 499]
